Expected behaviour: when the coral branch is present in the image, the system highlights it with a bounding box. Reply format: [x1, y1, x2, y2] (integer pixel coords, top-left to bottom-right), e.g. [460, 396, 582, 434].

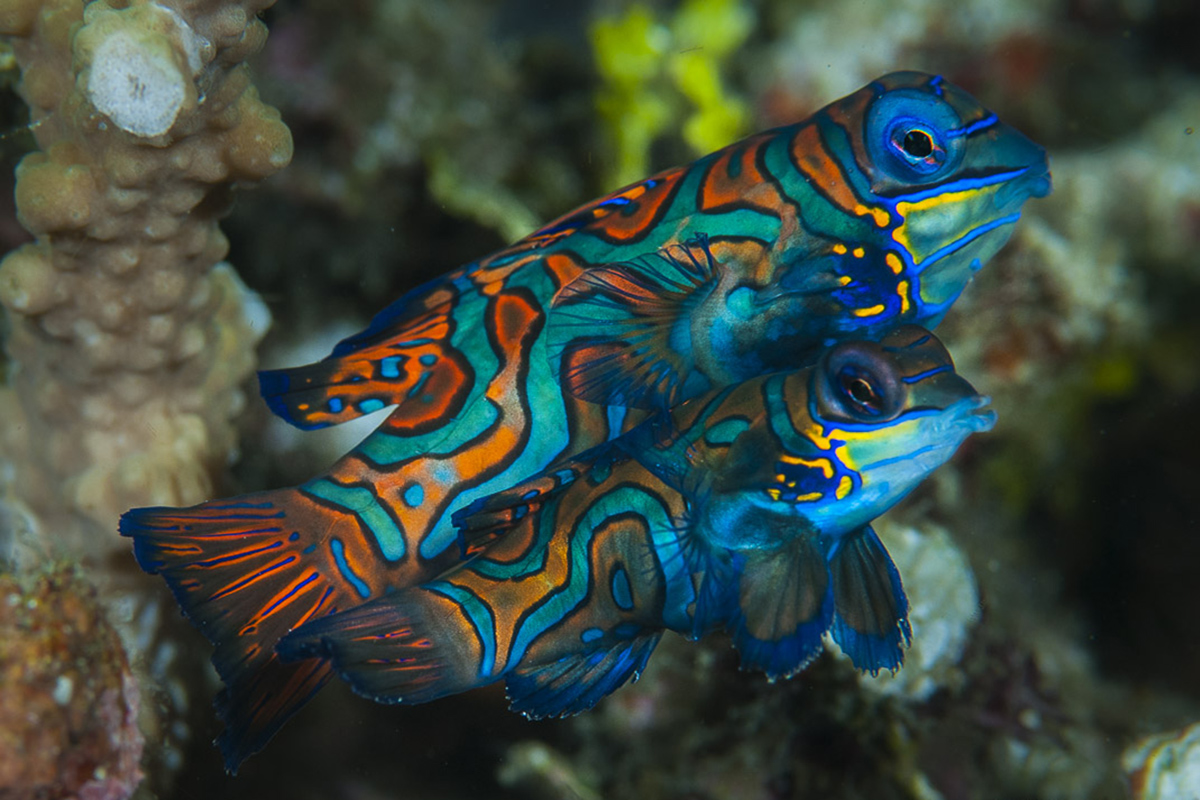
[0, 0, 291, 559]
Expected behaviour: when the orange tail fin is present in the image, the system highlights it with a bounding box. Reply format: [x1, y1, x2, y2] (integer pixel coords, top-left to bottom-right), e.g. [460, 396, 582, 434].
[121, 491, 354, 772]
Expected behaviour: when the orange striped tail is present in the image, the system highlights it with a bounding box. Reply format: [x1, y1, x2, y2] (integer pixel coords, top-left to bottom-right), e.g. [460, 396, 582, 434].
[121, 491, 351, 773]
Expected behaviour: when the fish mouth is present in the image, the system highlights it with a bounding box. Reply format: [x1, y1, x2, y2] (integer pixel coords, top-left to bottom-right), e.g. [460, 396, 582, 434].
[954, 395, 997, 433]
[995, 160, 1052, 208]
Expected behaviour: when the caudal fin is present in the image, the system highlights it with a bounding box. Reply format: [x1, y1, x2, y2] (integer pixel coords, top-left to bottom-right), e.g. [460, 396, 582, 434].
[120, 490, 364, 772]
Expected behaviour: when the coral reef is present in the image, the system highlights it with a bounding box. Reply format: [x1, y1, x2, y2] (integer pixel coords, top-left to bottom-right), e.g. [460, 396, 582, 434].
[0, 1, 291, 796]
[0, 565, 143, 800]
[1125, 722, 1200, 800]
[0, 0, 289, 563]
[590, 0, 752, 187]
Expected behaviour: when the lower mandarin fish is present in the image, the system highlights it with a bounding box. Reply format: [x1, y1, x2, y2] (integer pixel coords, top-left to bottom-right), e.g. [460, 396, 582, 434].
[276, 325, 996, 720]
[121, 72, 1047, 770]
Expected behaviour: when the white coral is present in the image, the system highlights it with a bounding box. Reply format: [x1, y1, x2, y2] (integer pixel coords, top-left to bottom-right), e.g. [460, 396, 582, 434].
[76, 2, 208, 138]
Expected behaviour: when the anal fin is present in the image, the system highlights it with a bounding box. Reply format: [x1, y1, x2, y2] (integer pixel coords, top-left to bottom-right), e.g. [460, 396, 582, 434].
[276, 590, 468, 706]
[506, 631, 661, 718]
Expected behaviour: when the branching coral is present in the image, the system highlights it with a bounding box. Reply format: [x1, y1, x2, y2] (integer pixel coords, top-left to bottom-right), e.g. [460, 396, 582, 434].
[0, 0, 291, 561]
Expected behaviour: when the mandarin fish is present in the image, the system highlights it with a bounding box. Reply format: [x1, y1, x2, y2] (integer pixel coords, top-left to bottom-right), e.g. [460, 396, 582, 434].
[121, 72, 1048, 770]
[275, 325, 996, 720]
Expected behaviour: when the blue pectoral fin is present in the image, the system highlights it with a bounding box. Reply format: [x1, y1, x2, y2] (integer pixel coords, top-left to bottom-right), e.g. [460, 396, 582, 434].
[547, 236, 720, 410]
[277, 592, 465, 706]
[727, 534, 835, 680]
[506, 631, 662, 718]
[828, 525, 911, 674]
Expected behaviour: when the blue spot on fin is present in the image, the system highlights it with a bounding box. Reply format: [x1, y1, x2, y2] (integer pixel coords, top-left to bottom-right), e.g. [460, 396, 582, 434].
[828, 524, 911, 674]
[505, 630, 661, 718]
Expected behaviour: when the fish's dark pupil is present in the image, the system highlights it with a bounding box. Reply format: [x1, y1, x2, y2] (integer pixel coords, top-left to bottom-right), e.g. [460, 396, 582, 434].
[841, 372, 883, 412]
[903, 129, 934, 158]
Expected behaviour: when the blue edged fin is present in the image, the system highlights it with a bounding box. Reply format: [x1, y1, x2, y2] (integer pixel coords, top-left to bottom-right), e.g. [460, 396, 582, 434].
[258, 298, 471, 431]
[547, 236, 719, 410]
[727, 533, 835, 680]
[506, 632, 662, 718]
[119, 494, 340, 773]
[828, 525, 911, 674]
[277, 592, 465, 706]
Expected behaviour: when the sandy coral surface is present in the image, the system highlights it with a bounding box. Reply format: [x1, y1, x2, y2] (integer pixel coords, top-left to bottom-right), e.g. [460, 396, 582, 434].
[0, 565, 143, 800]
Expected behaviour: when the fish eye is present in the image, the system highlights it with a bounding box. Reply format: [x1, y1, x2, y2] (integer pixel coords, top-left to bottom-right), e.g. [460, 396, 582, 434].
[865, 89, 962, 184]
[837, 366, 885, 416]
[888, 122, 946, 174]
[902, 128, 934, 158]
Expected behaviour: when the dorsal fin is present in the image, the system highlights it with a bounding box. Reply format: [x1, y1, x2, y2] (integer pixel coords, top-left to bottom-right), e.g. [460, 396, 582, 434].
[450, 462, 590, 557]
[258, 293, 474, 431]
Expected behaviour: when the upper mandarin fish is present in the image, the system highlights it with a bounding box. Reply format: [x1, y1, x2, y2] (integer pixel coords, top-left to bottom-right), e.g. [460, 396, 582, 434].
[276, 325, 997, 720]
[120, 71, 1049, 770]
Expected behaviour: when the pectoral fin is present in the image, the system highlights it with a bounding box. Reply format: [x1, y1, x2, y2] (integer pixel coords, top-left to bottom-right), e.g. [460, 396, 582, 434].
[505, 631, 661, 718]
[547, 236, 720, 409]
[450, 456, 606, 557]
[828, 525, 911, 674]
[727, 534, 834, 680]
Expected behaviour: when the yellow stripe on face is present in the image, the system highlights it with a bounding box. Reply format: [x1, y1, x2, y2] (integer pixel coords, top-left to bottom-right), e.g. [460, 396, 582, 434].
[853, 304, 886, 318]
[778, 454, 835, 477]
[890, 184, 1004, 264]
[835, 475, 853, 499]
[897, 280, 911, 314]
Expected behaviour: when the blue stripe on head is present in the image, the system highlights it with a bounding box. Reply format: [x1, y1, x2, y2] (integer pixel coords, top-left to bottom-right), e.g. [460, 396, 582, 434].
[900, 364, 952, 384]
[947, 112, 999, 138]
[888, 167, 1031, 204]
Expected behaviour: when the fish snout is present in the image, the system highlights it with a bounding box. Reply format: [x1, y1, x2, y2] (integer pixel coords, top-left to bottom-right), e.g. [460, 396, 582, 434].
[995, 158, 1052, 210]
[960, 395, 997, 433]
